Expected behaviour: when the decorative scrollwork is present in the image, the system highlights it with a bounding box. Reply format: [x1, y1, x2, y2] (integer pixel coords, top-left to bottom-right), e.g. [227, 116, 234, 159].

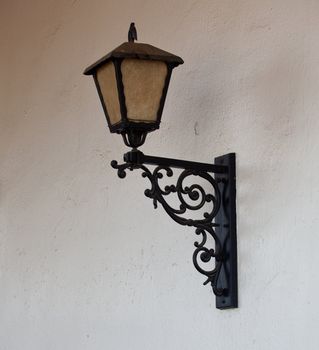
[193, 226, 224, 296]
[111, 159, 225, 296]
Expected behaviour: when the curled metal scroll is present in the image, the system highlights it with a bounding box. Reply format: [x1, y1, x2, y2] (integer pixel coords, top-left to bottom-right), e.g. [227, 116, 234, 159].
[111, 160, 225, 296]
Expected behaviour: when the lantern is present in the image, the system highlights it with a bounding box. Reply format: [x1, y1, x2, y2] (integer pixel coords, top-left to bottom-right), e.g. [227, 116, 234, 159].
[84, 23, 183, 148]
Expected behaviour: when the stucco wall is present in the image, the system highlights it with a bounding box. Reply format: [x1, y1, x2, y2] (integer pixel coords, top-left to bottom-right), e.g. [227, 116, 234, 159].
[1, 1, 319, 349]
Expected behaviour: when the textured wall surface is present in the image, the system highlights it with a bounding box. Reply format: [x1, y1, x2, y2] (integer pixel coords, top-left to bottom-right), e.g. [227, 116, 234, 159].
[1, 1, 319, 349]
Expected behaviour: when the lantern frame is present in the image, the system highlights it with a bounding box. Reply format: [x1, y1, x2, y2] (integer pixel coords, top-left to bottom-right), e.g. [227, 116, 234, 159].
[84, 24, 183, 147]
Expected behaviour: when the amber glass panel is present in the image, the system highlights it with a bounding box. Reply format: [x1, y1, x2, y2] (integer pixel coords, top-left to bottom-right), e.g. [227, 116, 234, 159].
[121, 59, 167, 123]
[96, 62, 121, 125]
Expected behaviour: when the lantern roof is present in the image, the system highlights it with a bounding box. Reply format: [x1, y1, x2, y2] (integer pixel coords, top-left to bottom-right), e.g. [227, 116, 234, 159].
[84, 42, 184, 76]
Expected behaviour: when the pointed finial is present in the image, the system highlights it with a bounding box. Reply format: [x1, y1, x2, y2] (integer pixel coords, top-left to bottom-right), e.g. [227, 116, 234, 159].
[128, 22, 137, 42]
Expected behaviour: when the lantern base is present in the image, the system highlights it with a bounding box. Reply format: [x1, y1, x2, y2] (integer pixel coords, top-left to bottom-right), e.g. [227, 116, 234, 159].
[121, 129, 147, 148]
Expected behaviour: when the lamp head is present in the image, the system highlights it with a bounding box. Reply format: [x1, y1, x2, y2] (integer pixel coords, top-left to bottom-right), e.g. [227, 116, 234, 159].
[84, 23, 183, 148]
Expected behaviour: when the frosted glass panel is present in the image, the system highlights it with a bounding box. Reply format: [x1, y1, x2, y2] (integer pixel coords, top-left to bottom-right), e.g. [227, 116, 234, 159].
[121, 59, 167, 122]
[96, 62, 121, 125]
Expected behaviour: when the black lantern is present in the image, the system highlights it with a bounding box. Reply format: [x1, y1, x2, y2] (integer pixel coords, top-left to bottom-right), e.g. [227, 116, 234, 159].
[84, 23, 183, 148]
[84, 23, 238, 310]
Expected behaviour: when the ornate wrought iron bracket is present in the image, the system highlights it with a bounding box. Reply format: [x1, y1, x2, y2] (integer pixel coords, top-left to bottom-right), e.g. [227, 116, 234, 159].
[111, 149, 237, 309]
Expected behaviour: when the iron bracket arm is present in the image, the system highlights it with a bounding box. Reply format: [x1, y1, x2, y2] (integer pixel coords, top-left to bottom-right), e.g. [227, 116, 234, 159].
[123, 149, 228, 174]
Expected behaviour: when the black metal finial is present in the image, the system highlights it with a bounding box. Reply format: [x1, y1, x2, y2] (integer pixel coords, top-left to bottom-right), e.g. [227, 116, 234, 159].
[128, 22, 137, 42]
